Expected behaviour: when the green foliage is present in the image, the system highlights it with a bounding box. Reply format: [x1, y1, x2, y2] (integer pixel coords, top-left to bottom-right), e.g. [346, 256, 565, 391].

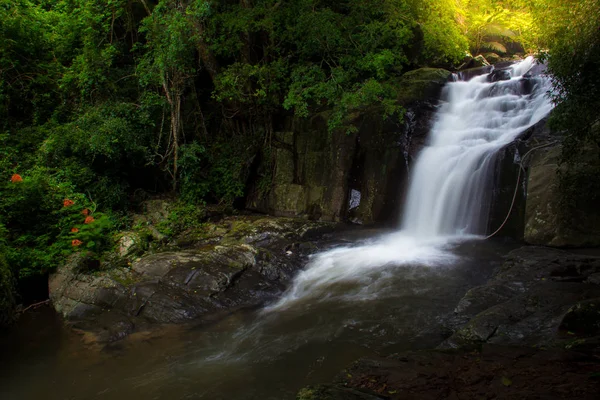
[558, 162, 600, 228]
[178, 142, 207, 203]
[0, 170, 117, 280]
[0, 223, 16, 327]
[532, 0, 600, 160]
[0, 0, 60, 128]
[459, 0, 535, 55]
[156, 201, 206, 238]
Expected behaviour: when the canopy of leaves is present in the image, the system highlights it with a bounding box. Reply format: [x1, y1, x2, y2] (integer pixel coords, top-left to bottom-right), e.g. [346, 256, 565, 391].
[531, 0, 600, 159]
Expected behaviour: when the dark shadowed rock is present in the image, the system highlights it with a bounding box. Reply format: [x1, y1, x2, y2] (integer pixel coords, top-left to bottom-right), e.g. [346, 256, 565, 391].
[300, 345, 600, 400]
[488, 68, 511, 82]
[524, 144, 600, 247]
[442, 246, 600, 349]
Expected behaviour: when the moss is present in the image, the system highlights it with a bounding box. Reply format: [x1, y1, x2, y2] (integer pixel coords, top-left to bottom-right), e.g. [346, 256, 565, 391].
[110, 269, 139, 288]
[396, 68, 452, 105]
[297, 388, 316, 400]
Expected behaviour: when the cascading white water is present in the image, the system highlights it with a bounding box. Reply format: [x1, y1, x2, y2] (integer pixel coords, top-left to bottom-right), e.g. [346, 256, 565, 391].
[268, 57, 554, 310]
[401, 56, 554, 236]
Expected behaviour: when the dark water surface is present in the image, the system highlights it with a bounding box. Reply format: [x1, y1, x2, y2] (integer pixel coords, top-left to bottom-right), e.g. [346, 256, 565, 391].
[0, 236, 518, 400]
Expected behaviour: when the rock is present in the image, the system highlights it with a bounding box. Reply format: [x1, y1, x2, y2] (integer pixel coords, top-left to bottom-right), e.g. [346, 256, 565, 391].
[524, 144, 600, 247]
[442, 246, 600, 349]
[49, 216, 339, 342]
[559, 299, 600, 337]
[141, 199, 171, 225]
[473, 54, 491, 67]
[297, 386, 383, 400]
[116, 232, 144, 258]
[484, 52, 502, 64]
[246, 68, 451, 225]
[488, 68, 511, 82]
[460, 54, 491, 70]
[304, 345, 600, 400]
[457, 65, 493, 81]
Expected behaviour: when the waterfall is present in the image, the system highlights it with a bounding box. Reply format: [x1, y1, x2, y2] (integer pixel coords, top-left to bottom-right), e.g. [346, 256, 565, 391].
[401, 56, 553, 236]
[268, 57, 554, 310]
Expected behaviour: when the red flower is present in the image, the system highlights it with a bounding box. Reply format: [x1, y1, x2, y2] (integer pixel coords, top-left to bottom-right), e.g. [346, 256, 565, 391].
[81, 209, 90, 216]
[70, 227, 79, 233]
[84, 216, 95, 224]
[10, 174, 23, 183]
[71, 239, 83, 247]
[63, 199, 75, 207]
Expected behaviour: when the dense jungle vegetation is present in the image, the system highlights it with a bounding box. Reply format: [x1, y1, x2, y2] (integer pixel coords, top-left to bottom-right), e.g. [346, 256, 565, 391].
[0, 0, 598, 325]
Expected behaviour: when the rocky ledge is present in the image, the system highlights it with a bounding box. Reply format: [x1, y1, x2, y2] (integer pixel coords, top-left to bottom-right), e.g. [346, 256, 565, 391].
[298, 246, 600, 399]
[49, 216, 338, 343]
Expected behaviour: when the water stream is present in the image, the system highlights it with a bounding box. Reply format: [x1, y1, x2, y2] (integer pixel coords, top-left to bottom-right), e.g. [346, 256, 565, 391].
[0, 58, 554, 399]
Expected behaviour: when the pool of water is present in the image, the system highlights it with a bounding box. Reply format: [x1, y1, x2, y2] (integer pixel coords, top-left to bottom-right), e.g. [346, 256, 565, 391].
[0, 234, 518, 400]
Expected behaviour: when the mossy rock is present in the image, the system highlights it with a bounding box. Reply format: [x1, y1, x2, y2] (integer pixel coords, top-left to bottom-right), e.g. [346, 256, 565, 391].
[560, 299, 600, 337]
[396, 68, 452, 105]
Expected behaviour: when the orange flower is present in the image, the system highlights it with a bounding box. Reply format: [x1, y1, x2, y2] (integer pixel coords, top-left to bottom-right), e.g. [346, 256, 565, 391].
[10, 174, 23, 183]
[70, 227, 79, 233]
[63, 199, 75, 207]
[71, 239, 83, 247]
[84, 216, 95, 224]
[81, 209, 90, 216]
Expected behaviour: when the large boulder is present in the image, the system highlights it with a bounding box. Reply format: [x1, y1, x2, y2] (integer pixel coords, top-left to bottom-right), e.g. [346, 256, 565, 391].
[524, 144, 600, 247]
[49, 216, 337, 343]
[246, 68, 452, 225]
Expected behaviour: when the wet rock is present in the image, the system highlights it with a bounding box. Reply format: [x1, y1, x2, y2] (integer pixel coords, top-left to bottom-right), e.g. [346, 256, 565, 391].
[488, 68, 511, 82]
[442, 246, 600, 349]
[49, 216, 339, 342]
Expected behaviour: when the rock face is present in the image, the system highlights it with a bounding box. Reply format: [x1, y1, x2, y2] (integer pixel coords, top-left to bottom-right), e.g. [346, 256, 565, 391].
[246, 68, 452, 225]
[443, 246, 600, 349]
[49, 216, 337, 343]
[524, 144, 600, 247]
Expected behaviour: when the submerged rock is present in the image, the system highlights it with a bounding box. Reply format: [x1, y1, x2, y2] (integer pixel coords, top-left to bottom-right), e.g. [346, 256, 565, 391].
[49, 216, 338, 343]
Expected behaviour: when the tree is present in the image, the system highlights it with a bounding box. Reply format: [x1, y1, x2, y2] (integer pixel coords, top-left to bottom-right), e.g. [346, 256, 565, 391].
[138, 0, 197, 189]
[532, 0, 600, 156]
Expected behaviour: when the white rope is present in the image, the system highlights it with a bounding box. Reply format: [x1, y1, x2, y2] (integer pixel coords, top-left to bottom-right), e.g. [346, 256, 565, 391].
[485, 141, 559, 239]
